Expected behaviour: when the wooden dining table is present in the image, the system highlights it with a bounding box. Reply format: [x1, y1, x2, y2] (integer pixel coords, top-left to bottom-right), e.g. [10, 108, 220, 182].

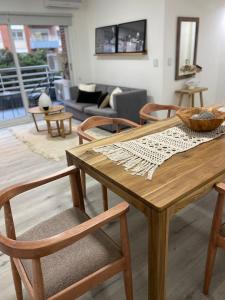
[66, 116, 225, 300]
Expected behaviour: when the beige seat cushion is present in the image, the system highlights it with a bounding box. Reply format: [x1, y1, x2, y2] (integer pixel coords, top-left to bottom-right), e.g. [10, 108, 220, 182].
[18, 208, 121, 298]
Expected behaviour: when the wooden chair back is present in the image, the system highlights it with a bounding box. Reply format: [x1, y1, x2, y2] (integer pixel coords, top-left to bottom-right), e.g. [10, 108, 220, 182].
[77, 116, 140, 144]
[0, 166, 133, 299]
[139, 103, 180, 125]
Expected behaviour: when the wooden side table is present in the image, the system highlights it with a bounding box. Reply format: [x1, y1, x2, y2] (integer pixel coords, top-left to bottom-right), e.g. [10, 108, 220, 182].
[28, 105, 64, 132]
[45, 112, 73, 138]
[175, 87, 208, 107]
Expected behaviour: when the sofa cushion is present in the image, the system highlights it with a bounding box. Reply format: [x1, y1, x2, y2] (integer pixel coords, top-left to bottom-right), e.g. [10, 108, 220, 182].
[97, 93, 109, 108]
[77, 90, 102, 104]
[19, 208, 121, 298]
[84, 105, 118, 117]
[65, 100, 93, 112]
[79, 83, 96, 92]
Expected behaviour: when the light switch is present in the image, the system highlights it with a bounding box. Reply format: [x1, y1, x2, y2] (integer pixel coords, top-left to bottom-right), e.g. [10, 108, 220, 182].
[153, 59, 159, 68]
[168, 57, 172, 66]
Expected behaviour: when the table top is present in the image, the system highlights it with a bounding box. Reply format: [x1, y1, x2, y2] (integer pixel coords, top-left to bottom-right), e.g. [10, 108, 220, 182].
[28, 105, 64, 114]
[45, 112, 73, 121]
[67, 117, 225, 212]
[175, 87, 208, 94]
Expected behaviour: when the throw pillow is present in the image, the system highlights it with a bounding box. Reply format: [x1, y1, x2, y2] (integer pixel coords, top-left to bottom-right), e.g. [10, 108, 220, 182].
[77, 90, 102, 104]
[97, 92, 110, 108]
[109, 87, 122, 110]
[79, 84, 96, 92]
[100, 95, 110, 108]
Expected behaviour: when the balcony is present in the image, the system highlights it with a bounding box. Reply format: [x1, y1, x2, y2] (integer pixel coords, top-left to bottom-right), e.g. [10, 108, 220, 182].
[30, 40, 59, 49]
[0, 65, 62, 121]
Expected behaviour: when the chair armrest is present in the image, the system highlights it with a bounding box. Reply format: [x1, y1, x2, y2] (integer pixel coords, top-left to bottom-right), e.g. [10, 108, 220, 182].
[0, 166, 77, 207]
[139, 111, 160, 122]
[0, 202, 129, 259]
[114, 118, 140, 128]
[114, 90, 147, 123]
[215, 183, 225, 195]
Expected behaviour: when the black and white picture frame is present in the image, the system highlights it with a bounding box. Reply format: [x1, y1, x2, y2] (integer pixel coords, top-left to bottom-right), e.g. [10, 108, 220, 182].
[117, 20, 147, 53]
[95, 25, 117, 54]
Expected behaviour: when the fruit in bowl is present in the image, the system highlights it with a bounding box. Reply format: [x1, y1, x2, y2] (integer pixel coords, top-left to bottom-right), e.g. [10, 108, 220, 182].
[176, 108, 225, 132]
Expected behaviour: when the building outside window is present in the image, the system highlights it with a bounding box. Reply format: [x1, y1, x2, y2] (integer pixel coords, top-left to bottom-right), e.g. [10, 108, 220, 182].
[0, 31, 4, 49]
[12, 29, 24, 41]
[31, 28, 50, 41]
[10, 25, 28, 53]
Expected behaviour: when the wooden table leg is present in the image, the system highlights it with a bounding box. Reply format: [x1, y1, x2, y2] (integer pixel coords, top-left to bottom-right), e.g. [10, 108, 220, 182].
[60, 120, 65, 138]
[200, 92, 204, 107]
[56, 121, 60, 136]
[32, 114, 39, 132]
[188, 94, 193, 107]
[192, 94, 195, 107]
[178, 94, 183, 107]
[69, 117, 72, 134]
[148, 208, 170, 300]
[46, 120, 50, 136]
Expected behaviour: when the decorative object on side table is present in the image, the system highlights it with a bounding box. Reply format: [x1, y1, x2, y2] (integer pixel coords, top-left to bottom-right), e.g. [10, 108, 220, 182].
[184, 64, 202, 89]
[176, 107, 225, 132]
[38, 91, 52, 111]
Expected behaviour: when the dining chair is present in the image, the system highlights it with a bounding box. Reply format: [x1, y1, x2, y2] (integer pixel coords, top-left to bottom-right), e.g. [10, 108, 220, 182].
[0, 166, 133, 300]
[77, 116, 140, 211]
[139, 103, 180, 125]
[203, 182, 225, 295]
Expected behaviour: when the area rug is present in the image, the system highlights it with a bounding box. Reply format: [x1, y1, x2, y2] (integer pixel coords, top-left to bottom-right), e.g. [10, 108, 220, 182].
[10, 121, 111, 161]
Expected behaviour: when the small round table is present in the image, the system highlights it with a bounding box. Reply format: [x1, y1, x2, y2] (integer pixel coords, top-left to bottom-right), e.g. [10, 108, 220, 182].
[45, 112, 73, 138]
[28, 105, 64, 132]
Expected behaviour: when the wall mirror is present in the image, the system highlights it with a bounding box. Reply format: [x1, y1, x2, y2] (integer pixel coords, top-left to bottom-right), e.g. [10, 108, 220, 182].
[175, 17, 199, 80]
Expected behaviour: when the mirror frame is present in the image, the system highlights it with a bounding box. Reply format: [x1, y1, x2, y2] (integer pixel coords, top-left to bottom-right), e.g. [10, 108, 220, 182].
[175, 17, 199, 80]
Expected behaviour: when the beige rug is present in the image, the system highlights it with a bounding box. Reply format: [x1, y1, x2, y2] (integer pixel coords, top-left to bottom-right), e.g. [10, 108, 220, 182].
[10, 121, 111, 161]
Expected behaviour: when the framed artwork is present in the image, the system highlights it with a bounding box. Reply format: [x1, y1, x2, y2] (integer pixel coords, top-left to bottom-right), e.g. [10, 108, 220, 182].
[117, 19, 147, 53]
[95, 25, 117, 54]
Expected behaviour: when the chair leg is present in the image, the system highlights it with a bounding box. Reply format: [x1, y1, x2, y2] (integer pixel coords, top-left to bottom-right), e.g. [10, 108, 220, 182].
[203, 193, 225, 295]
[123, 266, 133, 300]
[10, 258, 23, 300]
[101, 185, 108, 211]
[120, 215, 133, 300]
[81, 170, 87, 198]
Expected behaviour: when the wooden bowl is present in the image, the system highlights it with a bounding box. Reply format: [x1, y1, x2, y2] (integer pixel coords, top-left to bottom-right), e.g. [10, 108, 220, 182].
[176, 108, 225, 132]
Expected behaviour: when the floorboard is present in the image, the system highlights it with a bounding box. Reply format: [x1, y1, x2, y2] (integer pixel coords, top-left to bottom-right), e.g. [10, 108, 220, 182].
[0, 125, 225, 300]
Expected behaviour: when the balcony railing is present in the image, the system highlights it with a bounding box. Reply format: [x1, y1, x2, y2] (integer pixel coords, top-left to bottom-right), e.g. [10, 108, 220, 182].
[0, 65, 62, 94]
[30, 40, 60, 49]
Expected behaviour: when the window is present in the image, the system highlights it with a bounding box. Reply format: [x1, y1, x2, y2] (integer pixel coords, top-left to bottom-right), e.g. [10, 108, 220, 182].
[31, 29, 49, 41]
[12, 29, 24, 41]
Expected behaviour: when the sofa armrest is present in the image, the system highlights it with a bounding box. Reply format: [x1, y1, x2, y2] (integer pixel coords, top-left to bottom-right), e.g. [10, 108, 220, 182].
[69, 86, 79, 101]
[113, 90, 147, 123]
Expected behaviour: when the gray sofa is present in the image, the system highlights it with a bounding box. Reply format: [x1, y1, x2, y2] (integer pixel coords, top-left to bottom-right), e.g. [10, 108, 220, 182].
[64, 83, 147, 131]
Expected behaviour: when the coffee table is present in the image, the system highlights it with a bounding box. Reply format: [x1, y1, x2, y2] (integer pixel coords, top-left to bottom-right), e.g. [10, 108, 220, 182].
[28, 105, 64, 132]
[45, 112, 73, 138]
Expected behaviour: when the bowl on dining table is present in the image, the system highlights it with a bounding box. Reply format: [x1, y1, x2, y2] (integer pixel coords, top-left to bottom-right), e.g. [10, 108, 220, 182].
[176, 107, 225, 132]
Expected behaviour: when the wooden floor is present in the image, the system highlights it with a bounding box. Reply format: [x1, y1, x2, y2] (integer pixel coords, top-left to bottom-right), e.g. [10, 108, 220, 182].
[1, 125, 225, 300]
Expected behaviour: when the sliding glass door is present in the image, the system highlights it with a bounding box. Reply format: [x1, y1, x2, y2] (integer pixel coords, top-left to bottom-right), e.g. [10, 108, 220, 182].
[0, 13, 72, 127]
[0, 24, 27, 123]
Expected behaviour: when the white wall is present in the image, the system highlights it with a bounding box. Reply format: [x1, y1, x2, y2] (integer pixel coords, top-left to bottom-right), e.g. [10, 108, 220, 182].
[78, 0, 166, 102]
[163, 0, 225, 106]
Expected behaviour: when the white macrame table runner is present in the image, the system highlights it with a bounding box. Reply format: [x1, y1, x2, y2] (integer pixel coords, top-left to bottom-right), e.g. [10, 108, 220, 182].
[94, 122, 225, 180]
